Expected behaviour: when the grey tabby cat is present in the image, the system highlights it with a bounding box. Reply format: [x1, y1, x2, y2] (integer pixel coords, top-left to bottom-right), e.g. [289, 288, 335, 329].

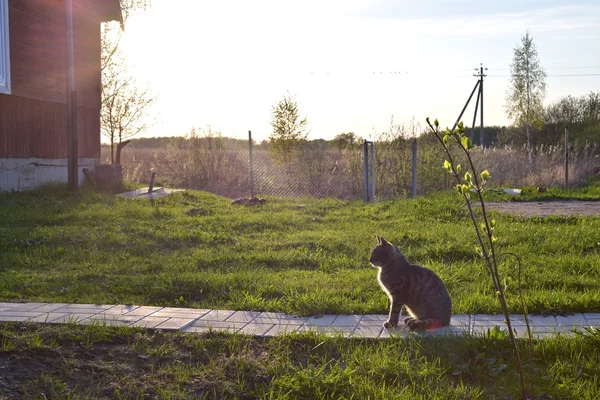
[369, 236, 452, 330]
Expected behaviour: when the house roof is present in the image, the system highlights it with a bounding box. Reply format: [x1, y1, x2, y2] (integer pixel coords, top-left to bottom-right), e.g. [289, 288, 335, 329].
[101, 0, 123, 24]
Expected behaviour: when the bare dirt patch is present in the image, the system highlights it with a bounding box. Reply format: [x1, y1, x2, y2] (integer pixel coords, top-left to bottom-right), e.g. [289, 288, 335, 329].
[486, 201, 600, 218]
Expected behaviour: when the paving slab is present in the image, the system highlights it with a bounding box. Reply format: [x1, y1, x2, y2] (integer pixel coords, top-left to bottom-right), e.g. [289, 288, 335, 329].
[361, 314, 388, 323]
[472, 314, 506, 322]
[82, 319, 130, 327]
[417, 326, 469, 337]
[155, 318, 196, 331]
[0, 314, 37, 322]
[353, 324, 383, 338]
[225, 311, 261, 323]
[100, 305, 140, 315]
[527, 315, 558, 327]
[86, 314, 144, 325]
[238, 323, 275, 336]
[450, 315, 470, 327]
[583, 313, 600, 321]
[265, 324, 301, 336]
[26, 303, 71, 313]
[299, 325, 355, 337]
[51, 313, 95, 324]
[152, 308, 209, 319]
[131, 316, 170, 329]
[184, 320, 247, 333]
[29, 313, 71, 323]
[331, 315, 363, 327]
[2, 302, 599, 340]
[556, 314, 587, 326]
[252, 312, 308, 325]
[3, 303, 49, 312]
[124, 306, 164, 317]
[304, 315, 337, 327]
[200, 309, 236, 322]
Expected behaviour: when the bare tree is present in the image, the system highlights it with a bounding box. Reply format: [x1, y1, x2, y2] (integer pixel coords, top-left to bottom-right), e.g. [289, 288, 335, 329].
[101, 0, 155, 164]
[101, 63, 156, 164]
[506, 31, 547, 170]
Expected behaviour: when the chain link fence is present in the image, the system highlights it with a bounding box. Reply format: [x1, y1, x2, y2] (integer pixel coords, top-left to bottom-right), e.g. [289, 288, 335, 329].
[103, 127, 599, 201]
[101, 131, 453, 201]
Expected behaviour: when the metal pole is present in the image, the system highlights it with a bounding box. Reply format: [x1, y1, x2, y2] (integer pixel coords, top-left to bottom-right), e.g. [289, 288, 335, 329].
[370, 142, 375, 201]
[480, 65, 485, 148]
[412, 138, 417, 198]
[565, 126, 569, 190]
[451, 80, 480, 132]
[412, 139, 417, 197]
[248, 130, 255, 198]
[65, 0, 77, 192]
[470, 87, 481, 143]
[363, 140, 369, 202]
[148, 171, 156, 193]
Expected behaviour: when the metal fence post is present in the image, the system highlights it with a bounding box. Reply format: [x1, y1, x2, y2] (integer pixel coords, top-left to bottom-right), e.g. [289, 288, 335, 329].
[412, 138, 417, 198]
[363, 140, 369, 202]
[148, 171, 156, 193]
[565, 126, 569, 190]
[370, 142, 375, 201]
[249, 130, 255, 198]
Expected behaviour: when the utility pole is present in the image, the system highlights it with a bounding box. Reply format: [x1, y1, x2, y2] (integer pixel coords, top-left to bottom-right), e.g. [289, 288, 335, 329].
[473, 64, 487, 147]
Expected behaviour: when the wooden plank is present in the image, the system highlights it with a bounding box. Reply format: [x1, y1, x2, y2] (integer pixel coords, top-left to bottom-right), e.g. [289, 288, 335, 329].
[10, 0, 65, 26]
[0, 95, 100, 158]
[5, 0, 104, 140]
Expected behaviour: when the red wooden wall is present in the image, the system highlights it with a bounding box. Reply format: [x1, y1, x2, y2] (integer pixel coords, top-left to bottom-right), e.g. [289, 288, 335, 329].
[0, 0, 110, 159]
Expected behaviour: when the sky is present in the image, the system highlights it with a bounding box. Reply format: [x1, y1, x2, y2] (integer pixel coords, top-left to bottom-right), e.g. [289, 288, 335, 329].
[114, 0, 600, 142]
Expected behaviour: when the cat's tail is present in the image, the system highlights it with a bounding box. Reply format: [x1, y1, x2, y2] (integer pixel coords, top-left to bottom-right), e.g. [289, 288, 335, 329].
[404, 317, 449, 331]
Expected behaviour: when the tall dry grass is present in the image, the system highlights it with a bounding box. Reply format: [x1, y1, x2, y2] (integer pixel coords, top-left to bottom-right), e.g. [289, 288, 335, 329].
[101, 130, 599, 199]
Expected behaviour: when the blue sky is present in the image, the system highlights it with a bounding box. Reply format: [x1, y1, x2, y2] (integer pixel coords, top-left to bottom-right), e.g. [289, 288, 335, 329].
[116, 0, 600, 141]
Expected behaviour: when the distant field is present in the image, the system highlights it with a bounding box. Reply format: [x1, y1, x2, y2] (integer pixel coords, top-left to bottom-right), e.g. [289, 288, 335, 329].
[1, 185, 600, 315]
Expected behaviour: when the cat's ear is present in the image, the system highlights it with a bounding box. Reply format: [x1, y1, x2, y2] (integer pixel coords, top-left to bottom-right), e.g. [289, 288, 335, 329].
[376, 235, 381, 245]
[380, 237, 390, 246]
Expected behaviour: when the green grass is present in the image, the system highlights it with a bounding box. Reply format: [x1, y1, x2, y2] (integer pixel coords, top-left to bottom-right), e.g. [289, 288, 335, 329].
[484, 178, 600, 202]
[1, 184, 600, 315]
[1, 322, 600, 399]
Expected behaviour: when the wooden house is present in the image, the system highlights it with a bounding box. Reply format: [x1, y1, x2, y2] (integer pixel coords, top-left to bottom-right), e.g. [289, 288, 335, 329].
[0, 0, 122, 191]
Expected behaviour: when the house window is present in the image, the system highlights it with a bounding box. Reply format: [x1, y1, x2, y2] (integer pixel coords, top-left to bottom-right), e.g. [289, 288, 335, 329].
[0, 0, 10, 95]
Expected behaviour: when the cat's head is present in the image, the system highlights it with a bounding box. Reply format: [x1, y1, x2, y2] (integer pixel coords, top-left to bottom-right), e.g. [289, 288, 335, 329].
[369, 236, 402, 267]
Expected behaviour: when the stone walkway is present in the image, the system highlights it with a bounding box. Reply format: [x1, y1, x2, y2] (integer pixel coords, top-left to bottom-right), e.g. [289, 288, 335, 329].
[1, 302, 599, 338]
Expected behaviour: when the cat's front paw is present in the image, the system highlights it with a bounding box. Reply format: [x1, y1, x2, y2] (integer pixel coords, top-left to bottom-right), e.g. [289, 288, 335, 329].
[383, 320, 397, 329]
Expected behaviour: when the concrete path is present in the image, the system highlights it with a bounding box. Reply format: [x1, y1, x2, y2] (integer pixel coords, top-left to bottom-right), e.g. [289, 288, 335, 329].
[1, 302, 599, 338]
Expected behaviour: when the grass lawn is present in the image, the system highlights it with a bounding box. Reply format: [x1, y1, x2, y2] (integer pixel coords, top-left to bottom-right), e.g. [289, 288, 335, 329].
[1, 322, 600, 399]
[484, 178, 600, 202]
[1, 185, 600, 316]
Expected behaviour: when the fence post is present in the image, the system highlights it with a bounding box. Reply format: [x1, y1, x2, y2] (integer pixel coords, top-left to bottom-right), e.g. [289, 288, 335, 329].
[412, 138, 417, 198]
[148, 171, 156, 193]
[565, 126, 569, 190]
[248, 130, 255, 198]
[364, 140, 369, 202]
[370, 142, 376, 201]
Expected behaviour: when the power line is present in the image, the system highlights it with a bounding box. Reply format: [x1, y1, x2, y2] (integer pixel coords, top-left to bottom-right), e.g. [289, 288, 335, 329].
[489, 65, 600, 71]
[488, 73, 600, 77]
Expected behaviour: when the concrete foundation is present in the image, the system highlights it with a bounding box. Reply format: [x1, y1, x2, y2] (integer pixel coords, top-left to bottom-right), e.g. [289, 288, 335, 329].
[0, 157, 99, 192]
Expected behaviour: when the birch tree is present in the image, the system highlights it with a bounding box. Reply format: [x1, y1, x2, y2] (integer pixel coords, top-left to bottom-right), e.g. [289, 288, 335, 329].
[269, 94, 309, 165]
[506, 31, 546, 170]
